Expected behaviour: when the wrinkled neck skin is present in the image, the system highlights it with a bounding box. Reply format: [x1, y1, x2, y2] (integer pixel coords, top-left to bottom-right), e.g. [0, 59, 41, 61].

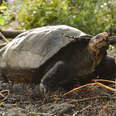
[88, 42, 107, 67]
[70, 42, 102, 77]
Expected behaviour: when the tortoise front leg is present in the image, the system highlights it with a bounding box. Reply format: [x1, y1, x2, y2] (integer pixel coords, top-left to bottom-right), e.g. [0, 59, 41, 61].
[95, 56, 116, 79]
[39, 61, 72, 94]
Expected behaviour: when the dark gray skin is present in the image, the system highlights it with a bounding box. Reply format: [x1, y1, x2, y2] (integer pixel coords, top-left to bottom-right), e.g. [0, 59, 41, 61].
[0, 26, 115, 95]
[37, 32, 115, 94]
[94, 56, 116, 79]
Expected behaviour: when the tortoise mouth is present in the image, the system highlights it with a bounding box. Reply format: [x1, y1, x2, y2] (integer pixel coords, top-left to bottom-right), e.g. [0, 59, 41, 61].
[91, 32, 109, 49]
[88, 32, 109, 53]
[95, 40, 109, 49]
[89, 38, 109, 51]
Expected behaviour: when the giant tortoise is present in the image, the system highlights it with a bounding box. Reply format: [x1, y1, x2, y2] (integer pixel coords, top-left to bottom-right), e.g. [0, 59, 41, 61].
[0, 25, 115, 94]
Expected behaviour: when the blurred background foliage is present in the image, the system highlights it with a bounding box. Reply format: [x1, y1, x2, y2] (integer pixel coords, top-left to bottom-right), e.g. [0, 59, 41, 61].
[0, 0, 116, 35]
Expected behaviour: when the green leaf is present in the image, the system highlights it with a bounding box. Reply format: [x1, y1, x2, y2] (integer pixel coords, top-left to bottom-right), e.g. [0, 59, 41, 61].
[0, 6, 7, 10]
[0, 15, 5, 25]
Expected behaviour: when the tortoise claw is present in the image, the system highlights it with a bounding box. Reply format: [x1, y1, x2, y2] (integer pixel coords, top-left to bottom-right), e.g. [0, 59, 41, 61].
[39, 83, 48, 95]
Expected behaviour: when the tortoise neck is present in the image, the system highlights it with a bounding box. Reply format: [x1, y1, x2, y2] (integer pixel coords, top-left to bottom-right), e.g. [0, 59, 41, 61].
[87, 44, 105, 67]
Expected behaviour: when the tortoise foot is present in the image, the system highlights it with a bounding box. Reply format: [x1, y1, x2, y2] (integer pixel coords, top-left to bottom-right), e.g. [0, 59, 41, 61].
[39, 83, 49, 94]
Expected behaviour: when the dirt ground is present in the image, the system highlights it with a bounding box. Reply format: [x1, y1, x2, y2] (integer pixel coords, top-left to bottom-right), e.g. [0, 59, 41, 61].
[0, 50, 116, 116]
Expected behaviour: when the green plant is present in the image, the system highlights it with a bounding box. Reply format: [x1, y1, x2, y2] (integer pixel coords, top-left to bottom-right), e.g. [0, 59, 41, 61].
[0, 4, 8, 25]
[69, 0, 112, 34]
[17, 0, 72, 29]
[1, 0, 116, 35]
[0, 2, 17, 29]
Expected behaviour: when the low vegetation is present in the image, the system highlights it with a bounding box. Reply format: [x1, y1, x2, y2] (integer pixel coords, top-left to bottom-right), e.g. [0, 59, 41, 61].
[0, 0, 116, 35]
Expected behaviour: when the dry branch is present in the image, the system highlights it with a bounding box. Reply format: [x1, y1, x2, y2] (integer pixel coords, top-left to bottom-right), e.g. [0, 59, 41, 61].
[92, 79, 116, 84]
[96, 82, 116, 92]
[0, 32, 9, 43]
[0, 90, 9, 102]
[1, 29, 116, 45]
[98, 104, 108, 116]
[0, 30, 25, 39]
[64, 79, 116, 96]
[63, 83, 96, 96]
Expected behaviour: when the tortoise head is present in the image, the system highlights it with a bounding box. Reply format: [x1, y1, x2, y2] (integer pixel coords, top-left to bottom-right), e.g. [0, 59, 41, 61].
[88, 32, 109, 53]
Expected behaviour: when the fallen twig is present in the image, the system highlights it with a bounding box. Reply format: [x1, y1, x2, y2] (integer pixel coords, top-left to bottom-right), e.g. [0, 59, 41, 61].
[63, 79, 116, 96]
[64, 95, 113, 103]
[73, 105, 91, 116]
[96, 82, 116, 92]
[98, 104, 108, 116]
[0, 43, 7, 47]
[0, 90, 9, 102]
[93, 79, 116, 84]
[0, 102, 4, 106]
[63, 83, 96, 96]
[0, 91, 4, 98]
[0, 30, 25, 39]
[75, 96, 111, 102]
[0, 32, 9, 43]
